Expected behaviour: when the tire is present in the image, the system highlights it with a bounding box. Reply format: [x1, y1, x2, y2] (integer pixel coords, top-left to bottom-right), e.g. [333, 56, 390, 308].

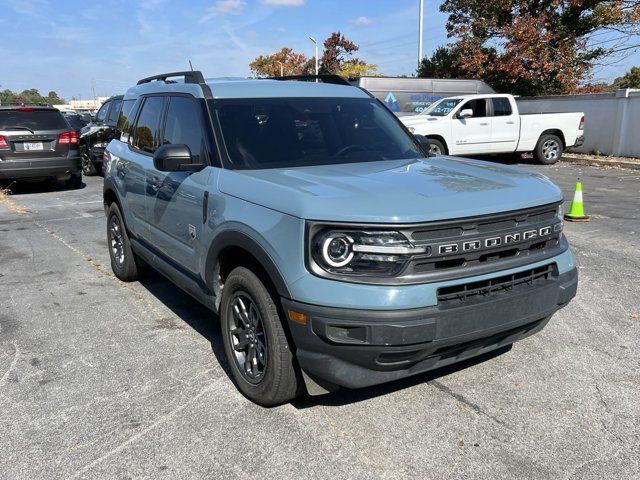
[427, 138, 446, 157]
[533, 134, 563, 165]
[220, 267, 301, 406]
[81, 150, 97, 176]
[107, 202, 141, 282]
[65, 173, 83, 189]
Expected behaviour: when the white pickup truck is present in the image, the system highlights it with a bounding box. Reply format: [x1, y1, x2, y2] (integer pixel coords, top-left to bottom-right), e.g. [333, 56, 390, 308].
[401, 94, 584, 164]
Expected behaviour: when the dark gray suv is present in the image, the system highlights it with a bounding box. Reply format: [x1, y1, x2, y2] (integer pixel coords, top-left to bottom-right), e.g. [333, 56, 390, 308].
[0, 105, 82, 188]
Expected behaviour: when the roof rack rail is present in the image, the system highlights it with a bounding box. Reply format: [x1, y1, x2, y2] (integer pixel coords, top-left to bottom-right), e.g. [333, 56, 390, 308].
[271, 74, 351, 86]
[136, 70, 212, 99]
[137, 71, 206, 85]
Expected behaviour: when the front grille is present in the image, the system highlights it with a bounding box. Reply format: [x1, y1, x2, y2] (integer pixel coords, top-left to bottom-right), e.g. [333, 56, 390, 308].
[437, 263, 558, 307]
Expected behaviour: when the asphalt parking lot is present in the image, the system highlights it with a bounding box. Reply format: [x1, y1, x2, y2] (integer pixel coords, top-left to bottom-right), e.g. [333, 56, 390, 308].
[0, 161, 638, 479]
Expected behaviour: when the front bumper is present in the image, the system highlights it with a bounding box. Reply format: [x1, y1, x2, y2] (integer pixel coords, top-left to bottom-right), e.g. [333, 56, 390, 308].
[284, 266, 577, 390]
[0, 154, 81, 180]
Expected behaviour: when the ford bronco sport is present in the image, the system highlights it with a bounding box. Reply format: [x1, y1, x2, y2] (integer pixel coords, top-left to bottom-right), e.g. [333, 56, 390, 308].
[103, 72, 577, 406]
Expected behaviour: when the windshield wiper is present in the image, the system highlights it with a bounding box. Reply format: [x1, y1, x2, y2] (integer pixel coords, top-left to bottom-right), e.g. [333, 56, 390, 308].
[4, 126, 35, 133]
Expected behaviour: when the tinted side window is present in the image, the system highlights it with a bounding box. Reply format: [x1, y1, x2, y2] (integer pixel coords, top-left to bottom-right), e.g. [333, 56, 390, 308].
[133, 97, 164, 153]
[492, 97, 512, 116]
[107, 99, 123, 125]
[162, 96, 203, 161]
[96, 102, 110, 122]
[117, 99, 137, 142]
[459, 99, 487, 118]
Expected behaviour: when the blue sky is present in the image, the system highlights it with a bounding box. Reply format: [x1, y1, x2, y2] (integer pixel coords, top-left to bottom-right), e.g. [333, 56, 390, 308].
[0, 0, 637, 100]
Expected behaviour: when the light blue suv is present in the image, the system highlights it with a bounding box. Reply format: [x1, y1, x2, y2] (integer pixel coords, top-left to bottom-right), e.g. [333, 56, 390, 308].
[104, 71, 577, 406]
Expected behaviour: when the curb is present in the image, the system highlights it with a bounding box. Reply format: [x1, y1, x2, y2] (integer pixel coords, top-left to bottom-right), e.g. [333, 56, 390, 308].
[562, 155, 640, 171]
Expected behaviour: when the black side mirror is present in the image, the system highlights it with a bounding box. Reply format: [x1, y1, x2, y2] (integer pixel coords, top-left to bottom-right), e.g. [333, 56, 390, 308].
[153, 144, 205, 172]
[415, 134, 431, 155]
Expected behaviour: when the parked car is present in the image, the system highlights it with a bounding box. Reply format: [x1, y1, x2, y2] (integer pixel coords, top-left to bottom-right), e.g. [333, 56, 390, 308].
[79, 95, 123, 175]
[62, 111, 89, 135]
[400, 94, 584, 164]
[0, 104, 82, 188]
[103, 72, 577, 406]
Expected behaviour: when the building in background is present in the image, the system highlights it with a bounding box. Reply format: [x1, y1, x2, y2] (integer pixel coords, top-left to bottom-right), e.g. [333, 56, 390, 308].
[53, 97, 110, 113]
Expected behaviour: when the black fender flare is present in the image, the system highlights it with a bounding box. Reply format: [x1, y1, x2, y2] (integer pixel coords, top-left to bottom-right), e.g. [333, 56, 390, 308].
[204, 230, 292, 299]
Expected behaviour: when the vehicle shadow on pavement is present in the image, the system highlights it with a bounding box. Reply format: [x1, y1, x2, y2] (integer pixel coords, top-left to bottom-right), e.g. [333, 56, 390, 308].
[137, 272, 513, 408]
[0, 178, 86, 194]
[137, 275, 234, 379]
[291, 346, 512, 409]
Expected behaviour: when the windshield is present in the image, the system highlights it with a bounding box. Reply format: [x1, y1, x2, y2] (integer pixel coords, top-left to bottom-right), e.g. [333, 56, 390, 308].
[212, 97, 425, 170]
[0, 109, 68, 130]
[421, 98, 463, 117]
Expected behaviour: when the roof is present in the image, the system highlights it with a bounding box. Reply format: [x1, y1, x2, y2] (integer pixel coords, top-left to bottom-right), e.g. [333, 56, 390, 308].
[124, 78, 369, 101]
[436, 93, 512, 101]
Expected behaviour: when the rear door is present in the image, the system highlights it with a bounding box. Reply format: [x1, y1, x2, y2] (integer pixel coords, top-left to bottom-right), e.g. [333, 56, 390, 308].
[450, 98, 492, 154]
[0, 108, 75, 161]
[145, 95, 210, 276]
[490, 97, 519, 153]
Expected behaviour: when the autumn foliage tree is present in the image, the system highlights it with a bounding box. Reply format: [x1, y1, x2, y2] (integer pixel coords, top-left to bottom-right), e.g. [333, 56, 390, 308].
[249, 32, 379, 79]
[249, 47, 314, 77]
[421, 1, 640, 95]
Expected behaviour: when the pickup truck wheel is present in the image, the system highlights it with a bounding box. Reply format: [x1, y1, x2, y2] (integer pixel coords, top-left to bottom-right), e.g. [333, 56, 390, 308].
[534, 134, 563, 165]
[107, 203, 141, 282]
[427, 139, 446, 156]
[220, 267, 301, 406]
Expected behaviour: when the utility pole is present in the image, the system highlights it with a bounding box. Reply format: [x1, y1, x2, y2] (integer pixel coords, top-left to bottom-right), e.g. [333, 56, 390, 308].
[418, 0, 424, 68]
[309, 36, 319, 76]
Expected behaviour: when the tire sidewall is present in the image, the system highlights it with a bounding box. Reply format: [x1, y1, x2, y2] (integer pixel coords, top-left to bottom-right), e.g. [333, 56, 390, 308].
[220, 268, 292, 405]
[535, 134, 563, 165]
[107, 203, 137, 280]
[428, 139, 446, 156]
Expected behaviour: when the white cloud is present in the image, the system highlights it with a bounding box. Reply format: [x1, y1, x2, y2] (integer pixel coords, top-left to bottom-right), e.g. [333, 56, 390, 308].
[259, 0, 305, 6]
[200, 0, 246, 23]
[353, 16, 374, 25]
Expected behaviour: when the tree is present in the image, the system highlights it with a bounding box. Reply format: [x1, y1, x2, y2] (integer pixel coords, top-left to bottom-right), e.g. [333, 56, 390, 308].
[437, 0, 640, 95]
[249, 47, 313, 77]
[319, 31, 359, 75]
[417, 46, 462, 78]
[0, 88, 66, 105]
[612, 66, 640, 88]
[339, 59, 380, 78]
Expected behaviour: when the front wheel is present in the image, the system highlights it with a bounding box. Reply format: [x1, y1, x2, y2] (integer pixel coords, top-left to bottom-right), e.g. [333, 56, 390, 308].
[220, 267, 302, 406]
[533, 134, 563, 165]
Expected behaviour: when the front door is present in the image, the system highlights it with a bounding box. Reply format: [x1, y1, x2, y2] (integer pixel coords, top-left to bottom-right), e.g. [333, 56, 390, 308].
[450, 98, 492, 155]
[145, 95, 210, 277]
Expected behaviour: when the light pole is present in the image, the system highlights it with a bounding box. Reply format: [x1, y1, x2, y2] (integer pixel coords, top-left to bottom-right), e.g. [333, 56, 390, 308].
[276, 61, 284, 77]
[418, 0, 424, 67]
[309, 36, 319, 76]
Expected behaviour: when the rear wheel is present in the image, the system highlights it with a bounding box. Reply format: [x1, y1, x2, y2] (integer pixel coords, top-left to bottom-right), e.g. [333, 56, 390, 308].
[220, 267, 302, 406]
[107, 202, 142, 281]
[533, 134, 563, 165]
[81, 150, 97, 176]
[427, 138, 446, 156]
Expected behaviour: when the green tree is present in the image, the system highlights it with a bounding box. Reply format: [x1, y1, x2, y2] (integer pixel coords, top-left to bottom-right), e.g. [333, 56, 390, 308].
[339, 59, 380, 78]
[612, 66, 640, 88]
[438, 0, 640, 95]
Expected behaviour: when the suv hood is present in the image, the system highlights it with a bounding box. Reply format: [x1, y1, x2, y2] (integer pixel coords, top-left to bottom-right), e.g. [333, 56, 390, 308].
[219, 157, 563, 223]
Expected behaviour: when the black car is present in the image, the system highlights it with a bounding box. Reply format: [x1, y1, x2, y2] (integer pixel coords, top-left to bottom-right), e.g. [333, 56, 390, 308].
[79, 95, 123, 175]
[0, 104, 82, 188]
[62, 111, 89, 134]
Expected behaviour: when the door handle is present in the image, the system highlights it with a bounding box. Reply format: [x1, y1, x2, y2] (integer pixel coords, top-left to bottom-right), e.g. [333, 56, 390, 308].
[146, 176, 162, 190]
[480, 122, 489, 126]
[506, 121, 515, 125]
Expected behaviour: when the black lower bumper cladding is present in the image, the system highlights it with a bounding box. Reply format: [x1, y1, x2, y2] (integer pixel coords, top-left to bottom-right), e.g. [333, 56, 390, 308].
[283, 266, 577, 389]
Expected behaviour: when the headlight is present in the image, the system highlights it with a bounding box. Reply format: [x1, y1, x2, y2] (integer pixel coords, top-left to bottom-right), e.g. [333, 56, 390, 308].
[311, 229, 428, 277]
